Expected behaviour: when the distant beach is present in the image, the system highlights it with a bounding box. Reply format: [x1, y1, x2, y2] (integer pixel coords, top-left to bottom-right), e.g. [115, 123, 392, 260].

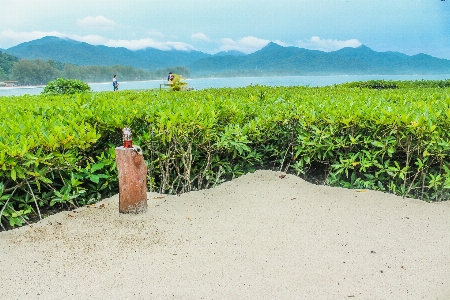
[1, 74, 449, 97]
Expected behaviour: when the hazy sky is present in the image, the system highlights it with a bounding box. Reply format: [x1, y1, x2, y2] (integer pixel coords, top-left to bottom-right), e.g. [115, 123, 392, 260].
[1, 0, 449, 58]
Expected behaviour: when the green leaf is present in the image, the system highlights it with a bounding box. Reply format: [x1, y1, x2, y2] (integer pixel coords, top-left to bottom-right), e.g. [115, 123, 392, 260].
[371, 141, 384, 148]
[90, 162, 105, 173]
[89, 174, 100, 184]
[39, 177, 53, 184]
[11, 168, 16, 181]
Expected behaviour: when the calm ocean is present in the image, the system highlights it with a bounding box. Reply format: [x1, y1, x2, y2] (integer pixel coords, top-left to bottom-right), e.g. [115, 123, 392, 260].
[1, 74, 449, 97]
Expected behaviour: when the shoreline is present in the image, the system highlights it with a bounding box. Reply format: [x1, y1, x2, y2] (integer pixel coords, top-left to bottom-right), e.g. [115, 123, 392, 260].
[2, 74, 450, 88]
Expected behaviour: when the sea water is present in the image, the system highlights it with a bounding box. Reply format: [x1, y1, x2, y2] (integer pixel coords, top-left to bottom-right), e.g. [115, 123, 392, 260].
[1, 74, 449, 97]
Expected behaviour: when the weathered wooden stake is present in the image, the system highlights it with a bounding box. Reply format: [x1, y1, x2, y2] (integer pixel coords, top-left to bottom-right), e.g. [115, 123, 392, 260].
[115, 146, 148, 213]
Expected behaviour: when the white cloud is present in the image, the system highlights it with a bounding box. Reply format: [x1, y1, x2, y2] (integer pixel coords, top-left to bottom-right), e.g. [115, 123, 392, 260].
[219, 36, 270, 54]
[191, 33, 210, 42]
[0, 30, 110, 47]
[104, 38, 195, 51]
[296, 36, 362, 52]
[76, 16, 117, 31]
[0, 30, 196, 51]
[70, 34, 109, 45]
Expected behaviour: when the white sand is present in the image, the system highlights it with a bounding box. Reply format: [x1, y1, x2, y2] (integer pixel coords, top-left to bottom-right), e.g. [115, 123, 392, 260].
[1, 170, 449, 299]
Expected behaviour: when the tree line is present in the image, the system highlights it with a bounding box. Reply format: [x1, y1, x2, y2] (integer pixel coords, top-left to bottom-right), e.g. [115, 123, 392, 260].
[0, 52, 190, 85]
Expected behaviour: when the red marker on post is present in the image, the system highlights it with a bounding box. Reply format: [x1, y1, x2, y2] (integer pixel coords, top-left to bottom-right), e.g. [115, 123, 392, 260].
[122, 127, 132, 148]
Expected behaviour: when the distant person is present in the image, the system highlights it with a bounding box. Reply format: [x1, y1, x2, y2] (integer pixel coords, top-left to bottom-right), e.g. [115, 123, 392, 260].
[113, 75, 119, 91]
[168, 72, 174, 82]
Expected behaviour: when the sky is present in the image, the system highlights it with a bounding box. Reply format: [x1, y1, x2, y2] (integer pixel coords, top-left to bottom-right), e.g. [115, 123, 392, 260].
[0, 0, 449, 59]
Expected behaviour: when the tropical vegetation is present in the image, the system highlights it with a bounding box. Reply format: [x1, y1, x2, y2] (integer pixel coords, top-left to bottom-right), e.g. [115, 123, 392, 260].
[0, 80, 449, 230]
[0, 51, 19, 81]
[41, 78, 92, 95]
[0, 51, 190, 85]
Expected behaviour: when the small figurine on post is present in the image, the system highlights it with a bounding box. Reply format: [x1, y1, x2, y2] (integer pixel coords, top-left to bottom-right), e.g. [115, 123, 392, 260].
[116, 126, 147, 213]
[122, 127, 132, 148]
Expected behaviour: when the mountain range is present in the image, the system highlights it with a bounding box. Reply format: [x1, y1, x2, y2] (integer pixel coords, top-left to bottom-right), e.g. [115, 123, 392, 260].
[3, 36, 450, 76]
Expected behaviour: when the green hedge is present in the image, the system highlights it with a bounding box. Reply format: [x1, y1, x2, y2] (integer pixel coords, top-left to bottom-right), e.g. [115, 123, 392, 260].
[41, 78, 91, 95]
[1, 81, 449, 230]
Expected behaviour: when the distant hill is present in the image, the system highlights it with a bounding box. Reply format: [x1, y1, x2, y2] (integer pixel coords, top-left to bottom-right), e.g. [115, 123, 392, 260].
[213, 50, 246, 57]
[5, 36, 211, 70]
[189, 42, 450, 76]
[0, 51, 19, 74]
[189, 43, 368, 76]
[5, 37, 450, 76]
[331, 45, 450, 74]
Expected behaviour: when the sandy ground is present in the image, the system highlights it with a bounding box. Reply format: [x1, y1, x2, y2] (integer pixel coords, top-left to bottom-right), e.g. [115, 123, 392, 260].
[0, 170, 449, 300]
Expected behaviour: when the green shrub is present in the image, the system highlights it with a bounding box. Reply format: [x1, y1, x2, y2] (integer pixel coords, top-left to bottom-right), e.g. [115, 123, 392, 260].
[342, 79, 450, 89]
[1, 81, 450, 230]
[169, 74, 188, 91]
[42, 78, 91, 96]
[342, 80, 398, 89]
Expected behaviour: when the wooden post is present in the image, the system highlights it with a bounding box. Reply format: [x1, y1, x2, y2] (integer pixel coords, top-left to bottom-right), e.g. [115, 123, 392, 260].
[115, 146, 148, 213]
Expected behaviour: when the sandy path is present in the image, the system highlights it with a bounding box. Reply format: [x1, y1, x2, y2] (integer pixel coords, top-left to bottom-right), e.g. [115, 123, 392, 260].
[1, 170, 449, 299]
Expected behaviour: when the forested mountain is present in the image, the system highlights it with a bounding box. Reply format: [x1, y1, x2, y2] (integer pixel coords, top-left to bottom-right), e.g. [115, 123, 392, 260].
[3, 37, 450, 80]
[331, 45, 450, 74]
[0, 51, 19, 80]
[189, 42, 450, 76]
[213, 50, 246, 57]
[5, 36, 210, 70]
[0, 49, 191, 85]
